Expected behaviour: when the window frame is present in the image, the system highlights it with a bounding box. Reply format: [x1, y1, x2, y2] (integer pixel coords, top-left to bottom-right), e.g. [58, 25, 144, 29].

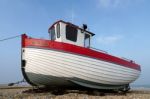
[56, 23, 60, 38]
[66, 25, 78, 42]
[49, 26, 56, 40]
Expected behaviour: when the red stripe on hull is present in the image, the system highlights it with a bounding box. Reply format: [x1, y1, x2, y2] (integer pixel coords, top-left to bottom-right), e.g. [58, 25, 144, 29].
[22, 34, 141, 71]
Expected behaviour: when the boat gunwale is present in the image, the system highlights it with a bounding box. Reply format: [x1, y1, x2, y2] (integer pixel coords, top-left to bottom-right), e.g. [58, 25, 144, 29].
[21, 34, 141, 71]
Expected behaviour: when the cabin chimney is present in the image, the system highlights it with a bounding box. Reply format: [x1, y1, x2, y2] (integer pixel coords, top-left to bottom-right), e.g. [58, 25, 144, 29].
[83, 24, 87, 31]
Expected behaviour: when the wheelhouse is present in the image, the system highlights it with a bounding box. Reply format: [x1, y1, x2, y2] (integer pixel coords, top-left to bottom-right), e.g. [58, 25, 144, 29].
[48, 20, 95, 47]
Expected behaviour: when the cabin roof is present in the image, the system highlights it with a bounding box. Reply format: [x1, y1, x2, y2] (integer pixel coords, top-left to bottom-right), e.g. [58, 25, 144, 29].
[48, 20, 95, 36]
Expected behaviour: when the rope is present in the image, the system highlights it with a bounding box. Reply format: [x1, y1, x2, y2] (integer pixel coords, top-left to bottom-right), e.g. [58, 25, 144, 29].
[0, 34, 26, 86]
[0, 34, 22, 42]
[8, 79, 26, 86]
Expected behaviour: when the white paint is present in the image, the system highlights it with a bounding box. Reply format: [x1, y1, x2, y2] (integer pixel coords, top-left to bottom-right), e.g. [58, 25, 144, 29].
[51, 21, 92, 47]
[22, 48, 140, 87]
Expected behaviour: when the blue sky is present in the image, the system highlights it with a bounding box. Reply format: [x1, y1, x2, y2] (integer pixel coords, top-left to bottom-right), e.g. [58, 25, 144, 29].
[0, 0, 149, 85]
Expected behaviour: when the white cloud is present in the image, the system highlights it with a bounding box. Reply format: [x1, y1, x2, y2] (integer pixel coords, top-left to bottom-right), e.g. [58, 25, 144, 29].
[96, 35, 123, 45]
[98, 0, 144, 8]
[98, 0, 123, 8]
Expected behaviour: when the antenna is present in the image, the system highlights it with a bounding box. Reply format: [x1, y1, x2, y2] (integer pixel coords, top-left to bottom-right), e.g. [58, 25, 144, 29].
[71, 4, 74, 23]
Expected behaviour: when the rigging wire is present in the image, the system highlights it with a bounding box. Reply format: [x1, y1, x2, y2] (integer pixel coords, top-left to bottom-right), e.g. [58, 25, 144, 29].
[0, 34, 25, 86]
[0, 34, 22, 42]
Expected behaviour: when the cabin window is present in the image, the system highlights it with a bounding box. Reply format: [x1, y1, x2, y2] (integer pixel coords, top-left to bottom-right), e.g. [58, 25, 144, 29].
[66, 25, 77, 42]
[49, 26, 56, 40]
[57, 23, 60, 38]
[84, 33, 90, 48]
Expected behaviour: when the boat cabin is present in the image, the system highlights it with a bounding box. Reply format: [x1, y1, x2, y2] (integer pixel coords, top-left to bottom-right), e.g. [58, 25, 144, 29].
[48, 20, 95, 47]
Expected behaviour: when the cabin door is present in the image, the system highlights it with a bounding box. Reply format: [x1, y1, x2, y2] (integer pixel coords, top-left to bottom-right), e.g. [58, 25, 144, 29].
[84, 33, 90, 48]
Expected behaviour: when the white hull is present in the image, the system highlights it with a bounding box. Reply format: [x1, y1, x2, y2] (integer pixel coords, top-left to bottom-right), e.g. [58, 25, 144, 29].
[22, 47, 140, 89]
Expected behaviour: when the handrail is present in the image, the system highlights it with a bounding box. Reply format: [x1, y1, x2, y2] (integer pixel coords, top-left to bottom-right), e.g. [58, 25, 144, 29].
[121, 57, 135, 63]
[90, 47, 135, 63]
[90, 47, 108, 53]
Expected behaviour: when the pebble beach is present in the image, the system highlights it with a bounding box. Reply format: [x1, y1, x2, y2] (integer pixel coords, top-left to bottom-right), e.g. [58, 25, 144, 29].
[0, 86, 150, 99]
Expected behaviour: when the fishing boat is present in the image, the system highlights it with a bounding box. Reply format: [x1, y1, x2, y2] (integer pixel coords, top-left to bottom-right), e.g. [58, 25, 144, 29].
[21, 20, 141, 91]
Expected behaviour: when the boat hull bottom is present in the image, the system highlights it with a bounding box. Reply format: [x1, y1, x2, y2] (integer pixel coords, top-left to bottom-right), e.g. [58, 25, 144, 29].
[24, 72, 129, 90]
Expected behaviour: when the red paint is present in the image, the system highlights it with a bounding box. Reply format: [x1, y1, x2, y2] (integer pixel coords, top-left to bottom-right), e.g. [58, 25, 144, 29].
[21, 34, 27, 47]
[21, 34, 141, 71]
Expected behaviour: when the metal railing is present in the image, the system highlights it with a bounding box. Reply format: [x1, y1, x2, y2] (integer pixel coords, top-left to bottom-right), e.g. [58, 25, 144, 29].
[88, 47, 135, 63]
[90, 47, 108, 53]
[121, 57, 135, 63]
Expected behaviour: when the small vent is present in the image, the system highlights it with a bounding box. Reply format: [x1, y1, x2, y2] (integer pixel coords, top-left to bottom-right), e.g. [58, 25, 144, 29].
[22, 60, 26, 67]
